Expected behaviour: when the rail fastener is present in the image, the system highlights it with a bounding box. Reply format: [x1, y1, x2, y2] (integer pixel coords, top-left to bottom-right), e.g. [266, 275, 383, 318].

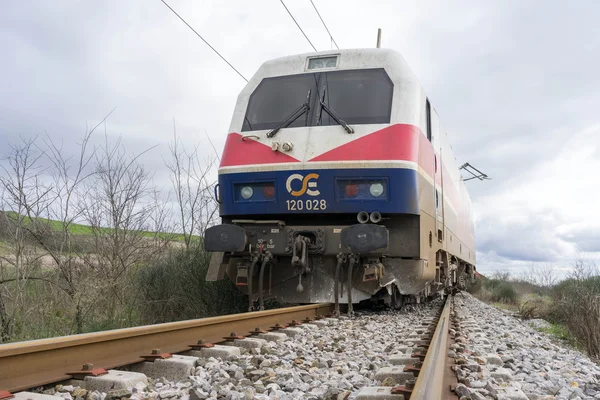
[188, 340, 214, 349]
[404, 362, 423, 376]
[140, 349, 172, 361]
[270, 323, 287, 330]
[411, 351, 427, 361]
[223, 332, 246, 340]
[66, 363, 108, 379]
[391, 379, 416, 397]
[248, 328, 269, 336]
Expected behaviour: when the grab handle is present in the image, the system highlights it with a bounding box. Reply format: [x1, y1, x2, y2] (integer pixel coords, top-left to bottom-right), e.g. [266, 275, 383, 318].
[213, 183, 222, 204]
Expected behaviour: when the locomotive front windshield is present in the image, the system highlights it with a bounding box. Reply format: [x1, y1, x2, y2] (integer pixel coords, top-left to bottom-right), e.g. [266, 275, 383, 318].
[242, 68, 393, 132]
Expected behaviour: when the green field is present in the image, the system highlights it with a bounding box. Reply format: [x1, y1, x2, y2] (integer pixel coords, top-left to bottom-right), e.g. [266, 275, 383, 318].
[1, 211, 191, 242]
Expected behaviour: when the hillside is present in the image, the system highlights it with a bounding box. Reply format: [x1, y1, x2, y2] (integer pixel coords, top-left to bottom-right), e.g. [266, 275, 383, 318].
[0, 210, 191, 242]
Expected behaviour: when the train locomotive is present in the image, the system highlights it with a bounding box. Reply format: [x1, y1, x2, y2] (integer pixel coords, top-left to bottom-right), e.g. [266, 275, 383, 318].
[204, 48, 476, 314]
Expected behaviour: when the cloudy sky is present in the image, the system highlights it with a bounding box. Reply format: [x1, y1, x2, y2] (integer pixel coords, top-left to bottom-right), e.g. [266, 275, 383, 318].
[1, 0, 599, 276]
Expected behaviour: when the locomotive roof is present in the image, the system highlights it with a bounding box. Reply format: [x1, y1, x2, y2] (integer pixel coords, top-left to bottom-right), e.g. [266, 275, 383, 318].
[246, 48, 420, 86]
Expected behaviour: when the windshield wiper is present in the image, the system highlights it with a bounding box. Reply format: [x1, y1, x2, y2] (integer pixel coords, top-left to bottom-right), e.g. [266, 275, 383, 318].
[266, 90, 311, 138]
[317, 86, 354, 134]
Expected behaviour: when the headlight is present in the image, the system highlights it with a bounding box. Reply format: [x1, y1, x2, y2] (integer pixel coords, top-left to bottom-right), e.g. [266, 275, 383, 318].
[369, 183, 384, 197]
[337, 178, 388, 200]
[240, 186, 253, 199]
[234, 182, 276, 202]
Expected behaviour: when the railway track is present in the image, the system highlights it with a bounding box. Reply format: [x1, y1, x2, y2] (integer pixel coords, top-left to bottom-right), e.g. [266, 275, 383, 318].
[0, 298, 457, 400]
[354, 295, 456, 399]
[0, 304, 331, 394]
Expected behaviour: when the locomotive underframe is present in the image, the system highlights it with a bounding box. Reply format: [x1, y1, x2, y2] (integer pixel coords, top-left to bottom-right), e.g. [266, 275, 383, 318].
[205, 213, 474, 310]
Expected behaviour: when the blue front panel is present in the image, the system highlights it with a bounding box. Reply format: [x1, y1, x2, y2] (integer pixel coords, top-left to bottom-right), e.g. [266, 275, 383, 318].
[218, 168, 419, 216]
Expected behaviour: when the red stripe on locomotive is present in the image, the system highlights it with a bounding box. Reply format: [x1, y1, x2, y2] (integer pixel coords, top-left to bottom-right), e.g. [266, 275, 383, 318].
[220, 132, 300, 167]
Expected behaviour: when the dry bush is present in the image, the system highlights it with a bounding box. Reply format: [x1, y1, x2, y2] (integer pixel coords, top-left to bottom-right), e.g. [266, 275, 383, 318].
[137, 244, 246, 323]
[549, 259, 600, 359]
[466, 275, 483, 295]
[483, 277, 519, 305]
[518, 294, 551, 320]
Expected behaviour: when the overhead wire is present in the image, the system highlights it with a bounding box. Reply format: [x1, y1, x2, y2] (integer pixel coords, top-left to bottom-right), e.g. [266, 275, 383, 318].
[309, 0, 339, 49]
[159, 0, 248, 82]
[278, 0, 318, 52]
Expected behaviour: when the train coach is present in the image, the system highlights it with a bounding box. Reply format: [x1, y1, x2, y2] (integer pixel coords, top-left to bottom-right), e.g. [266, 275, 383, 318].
[204, 48, 475, 314]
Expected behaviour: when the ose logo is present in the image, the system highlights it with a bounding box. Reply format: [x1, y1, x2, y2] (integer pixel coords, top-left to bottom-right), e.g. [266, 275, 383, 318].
[286, 173, 320, 197]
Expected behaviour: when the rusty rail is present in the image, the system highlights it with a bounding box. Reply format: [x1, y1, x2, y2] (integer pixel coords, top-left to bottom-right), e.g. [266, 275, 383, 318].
[410, 295, 453, 399]
[0, 304, 331, 393]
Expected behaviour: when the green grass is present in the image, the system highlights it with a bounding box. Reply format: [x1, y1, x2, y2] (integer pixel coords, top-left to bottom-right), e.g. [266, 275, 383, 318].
[1, 211, 192, 242]
[538, 323, 574, 345]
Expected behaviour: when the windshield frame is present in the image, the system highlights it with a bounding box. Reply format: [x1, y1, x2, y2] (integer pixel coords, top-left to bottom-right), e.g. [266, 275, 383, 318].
[241, 68, 394, 132]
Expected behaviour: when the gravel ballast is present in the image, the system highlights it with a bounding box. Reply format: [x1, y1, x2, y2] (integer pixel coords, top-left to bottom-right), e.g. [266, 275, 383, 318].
[44, 302, 441, 400]
[40, 293, 600, 399]
[452, 292, 600, 400]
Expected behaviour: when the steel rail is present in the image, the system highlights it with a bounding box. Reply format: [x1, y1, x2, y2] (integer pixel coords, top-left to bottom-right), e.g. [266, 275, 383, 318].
[410, 295, 453, 399]
[0, 304, 331, 393]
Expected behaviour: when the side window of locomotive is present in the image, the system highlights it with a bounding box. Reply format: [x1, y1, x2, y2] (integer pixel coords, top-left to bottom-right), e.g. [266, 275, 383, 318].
[321, 68, 393, 125]
[242, 74, 316, 131]
[426, 99, 432, 141]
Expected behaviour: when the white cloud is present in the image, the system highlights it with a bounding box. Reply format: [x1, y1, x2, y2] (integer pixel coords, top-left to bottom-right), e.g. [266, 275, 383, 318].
[474, 123, 600, 272]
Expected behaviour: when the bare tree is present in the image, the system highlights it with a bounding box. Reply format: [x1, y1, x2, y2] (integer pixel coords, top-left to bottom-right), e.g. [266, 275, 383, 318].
[520, 263, 558, 288]
[165, 127, 218, 248]
[0, 115, 228, 341]
[0, 137, 54, 341]
[491, 270, 511, 281]
[0, 110, 216, 341]
[147, 188, 177, 244]
[0, 111, 169, 338]
[78, 135, 168, 326]
[0, 116, 114, 336]
[37, 125, 99, 333]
